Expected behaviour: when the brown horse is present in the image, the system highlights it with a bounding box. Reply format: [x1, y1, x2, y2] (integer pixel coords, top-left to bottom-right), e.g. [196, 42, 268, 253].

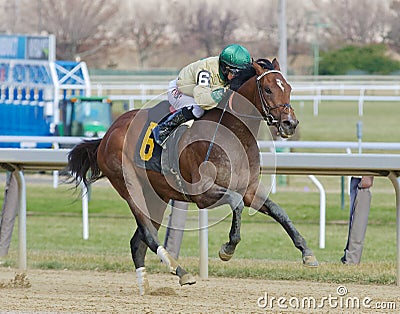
[67, 58, 318, 295]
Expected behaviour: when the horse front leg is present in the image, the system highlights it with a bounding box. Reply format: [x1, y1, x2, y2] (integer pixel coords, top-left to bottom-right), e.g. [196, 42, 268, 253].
[219, 196, 244, 261]
[261, 198, 319, 267]
[195, 186, 244, 261]
[245, 186, 318, 267]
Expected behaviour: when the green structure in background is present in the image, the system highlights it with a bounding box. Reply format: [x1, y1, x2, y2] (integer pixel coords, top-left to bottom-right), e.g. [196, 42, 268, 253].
[57, 96, 113, 137]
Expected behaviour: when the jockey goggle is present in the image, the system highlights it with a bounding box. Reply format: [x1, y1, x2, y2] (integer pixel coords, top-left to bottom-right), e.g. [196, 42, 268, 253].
[225, 66, 241, 76]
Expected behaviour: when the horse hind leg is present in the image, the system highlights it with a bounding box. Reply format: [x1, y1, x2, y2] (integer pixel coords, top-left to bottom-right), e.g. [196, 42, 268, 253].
[130, 228, 150, 295]
[157, 246, 196, 286]
[131, 229, 196, 294]
[127, 190, 196, 290]
[131, 210, 196, 291]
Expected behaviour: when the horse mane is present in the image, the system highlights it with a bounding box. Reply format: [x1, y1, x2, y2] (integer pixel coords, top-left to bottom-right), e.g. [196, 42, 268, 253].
[229, 58, 274, 91]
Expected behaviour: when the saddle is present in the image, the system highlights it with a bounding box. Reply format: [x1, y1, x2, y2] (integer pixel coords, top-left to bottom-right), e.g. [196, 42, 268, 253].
[134, 101, 189, 174]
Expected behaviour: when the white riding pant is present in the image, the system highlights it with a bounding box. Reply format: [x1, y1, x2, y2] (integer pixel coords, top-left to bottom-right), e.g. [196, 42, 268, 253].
[167, 79, 204, 118]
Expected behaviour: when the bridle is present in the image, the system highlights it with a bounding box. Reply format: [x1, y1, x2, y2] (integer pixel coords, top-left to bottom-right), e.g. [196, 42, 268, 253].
[256, 69, 293, 126]
[207, 69, 294, 161]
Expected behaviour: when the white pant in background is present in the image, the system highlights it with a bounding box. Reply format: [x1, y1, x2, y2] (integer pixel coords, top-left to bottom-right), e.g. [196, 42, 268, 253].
[0, 172, 18, 258]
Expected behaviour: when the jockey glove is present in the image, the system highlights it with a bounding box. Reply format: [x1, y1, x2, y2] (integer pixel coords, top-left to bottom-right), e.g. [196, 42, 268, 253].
[211, 88, 226, 103]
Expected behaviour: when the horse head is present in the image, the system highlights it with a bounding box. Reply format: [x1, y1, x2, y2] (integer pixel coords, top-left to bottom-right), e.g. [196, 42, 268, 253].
[252, 59, 298, 138]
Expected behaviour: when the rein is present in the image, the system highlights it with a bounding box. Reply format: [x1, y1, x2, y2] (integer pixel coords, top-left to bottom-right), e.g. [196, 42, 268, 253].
[203, 69, 292, 162]
[226, 70, 292, 122]
[204, 95, 230, 162]
[256, 69, 292, 126]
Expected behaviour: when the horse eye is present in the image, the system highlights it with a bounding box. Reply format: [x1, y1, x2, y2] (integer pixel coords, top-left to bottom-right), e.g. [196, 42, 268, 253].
[265, 87, 272, 94]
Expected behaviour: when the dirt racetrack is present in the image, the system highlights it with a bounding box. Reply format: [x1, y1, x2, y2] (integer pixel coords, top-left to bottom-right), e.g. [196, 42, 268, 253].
[0, 268, 399, 313]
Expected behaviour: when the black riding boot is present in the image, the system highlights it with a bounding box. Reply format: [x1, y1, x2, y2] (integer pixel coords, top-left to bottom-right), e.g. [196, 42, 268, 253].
[152, 107, 196, 146]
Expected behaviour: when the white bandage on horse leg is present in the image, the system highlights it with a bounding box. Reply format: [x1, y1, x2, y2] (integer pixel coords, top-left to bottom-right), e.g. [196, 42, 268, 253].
[157, 246, 176, 274]
[135, 267, 149, 296]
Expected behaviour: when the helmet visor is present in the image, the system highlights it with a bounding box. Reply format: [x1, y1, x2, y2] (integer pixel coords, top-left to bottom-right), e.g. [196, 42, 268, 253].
[221, 61, 242, 79]
[226, 66, 241, 76]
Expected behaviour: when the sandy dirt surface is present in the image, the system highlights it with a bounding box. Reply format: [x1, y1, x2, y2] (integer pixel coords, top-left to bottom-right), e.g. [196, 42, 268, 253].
[0, 268, 399, 313]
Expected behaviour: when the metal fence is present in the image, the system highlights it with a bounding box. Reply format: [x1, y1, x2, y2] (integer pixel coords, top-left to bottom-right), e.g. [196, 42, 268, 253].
[89, 78, 400, 114]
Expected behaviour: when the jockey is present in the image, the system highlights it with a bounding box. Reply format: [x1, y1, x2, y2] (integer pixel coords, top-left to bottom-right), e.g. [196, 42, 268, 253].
[152, 43, 252, 146]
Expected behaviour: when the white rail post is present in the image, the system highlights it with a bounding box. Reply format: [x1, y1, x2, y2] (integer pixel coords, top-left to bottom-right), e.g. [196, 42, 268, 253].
[358, 88, 365, 116]
[388, 173, 400, 286]
[52, 142, 60, 189]
[308, 175, 326, 249]
[271, 174, 277, 194]
[199, 208, 208, 278]
[81, 182, 89, 240]
[313, 90, 320, 116]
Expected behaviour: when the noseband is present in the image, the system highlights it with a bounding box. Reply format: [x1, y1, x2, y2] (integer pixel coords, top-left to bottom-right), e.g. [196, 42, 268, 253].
[256, 70, 292, 126]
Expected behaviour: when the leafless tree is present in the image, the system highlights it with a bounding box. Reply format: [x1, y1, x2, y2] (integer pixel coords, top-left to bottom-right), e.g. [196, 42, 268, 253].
[171, 0, 240, 56]
[387, 0, 400, 53]
[120, 0, 170, 68]
[239, 0, 279, 57]
[30, 0, 120, 61]
[286, 2, 317, 67]
[311, 0, 391, 45]
[239, 0, 315, 73]
[1, 0, 396, 73]
[0, 0, 32, 33]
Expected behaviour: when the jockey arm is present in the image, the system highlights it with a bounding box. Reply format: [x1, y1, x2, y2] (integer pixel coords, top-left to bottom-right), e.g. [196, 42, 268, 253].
[177, 56, 227, 110]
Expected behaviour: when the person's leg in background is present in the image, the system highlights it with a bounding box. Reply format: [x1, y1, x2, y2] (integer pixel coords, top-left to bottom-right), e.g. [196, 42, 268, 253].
[0, 171, 19, 262]
[342, 176, 373, 264]
[164, 200, 188, 260]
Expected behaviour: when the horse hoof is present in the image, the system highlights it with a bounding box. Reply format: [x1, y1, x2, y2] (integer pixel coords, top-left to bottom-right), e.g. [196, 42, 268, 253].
[219, 250, 233, 261]
[138, 279, 150, 296]
[303, 255, 319, 267]
[219, 244, 234, 261]
[179, 273, 196, 286]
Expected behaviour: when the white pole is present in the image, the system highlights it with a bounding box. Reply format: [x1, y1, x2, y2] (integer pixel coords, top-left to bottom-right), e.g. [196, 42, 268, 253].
[48, 61, 60, 127]
[199, 208, 208, 278]
[308, 175, 326, 249]
[48, 34, 56, 63]
[81, 183, 89, 240]
[53, 142, 59, 188]
[278, 0, 288, 76]
[271, 174, 277, 194]
[388, 173, 400, 286]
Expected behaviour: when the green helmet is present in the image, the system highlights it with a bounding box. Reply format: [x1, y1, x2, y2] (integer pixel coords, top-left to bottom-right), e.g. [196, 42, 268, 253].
[219, 44, 251, 80]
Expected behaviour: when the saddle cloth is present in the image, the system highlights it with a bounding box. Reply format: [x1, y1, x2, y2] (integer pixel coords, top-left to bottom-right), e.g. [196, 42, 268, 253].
[134, 101, 181, 173]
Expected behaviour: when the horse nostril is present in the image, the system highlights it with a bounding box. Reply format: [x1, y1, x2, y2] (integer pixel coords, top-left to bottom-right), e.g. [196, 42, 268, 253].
[282, 120, 298, 129]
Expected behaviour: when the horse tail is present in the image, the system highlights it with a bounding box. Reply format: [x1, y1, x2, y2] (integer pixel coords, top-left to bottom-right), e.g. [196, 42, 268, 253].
[67, 139, 103, 188]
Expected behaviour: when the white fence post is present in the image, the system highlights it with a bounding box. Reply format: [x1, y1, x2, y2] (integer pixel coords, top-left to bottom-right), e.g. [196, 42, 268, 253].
[81, 182, 89, 240]
[199, 208, 208, 278]
[308, 175, 326, 249]
[358, 88, 365, 116]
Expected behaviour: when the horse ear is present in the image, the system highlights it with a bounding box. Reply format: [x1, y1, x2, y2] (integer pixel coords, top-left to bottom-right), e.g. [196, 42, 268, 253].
[272, 58, 281, 71]
[252, 61, 264, 75]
